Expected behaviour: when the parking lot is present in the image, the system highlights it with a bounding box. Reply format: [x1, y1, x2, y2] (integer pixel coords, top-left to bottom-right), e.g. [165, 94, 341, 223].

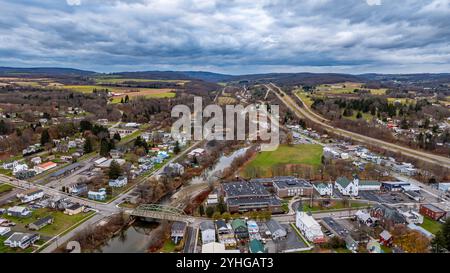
[266, 224, 309, 253]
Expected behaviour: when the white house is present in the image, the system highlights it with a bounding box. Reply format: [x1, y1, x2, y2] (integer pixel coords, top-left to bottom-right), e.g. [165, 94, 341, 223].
[199, 221, 216, 245]
[12, 163, 29, 175]
[295, 211, 325, 243]
[355, 210, 376, 227]
[0, 227, 11, 236]
[16, 189, 44, 203]
[88, 188, 107, 201]
[247, 220, 259, 234]
[108, 176, 128, 188]
[313, 183, 333, 196]
[7, 206, 32, 218]
[30, 157, 42, 165]
[4, 232, 40, 249]
[335, 176, 359, 197]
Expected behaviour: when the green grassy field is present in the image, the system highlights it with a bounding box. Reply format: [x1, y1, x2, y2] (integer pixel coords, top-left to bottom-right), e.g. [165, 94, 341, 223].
[0, 183, 13, 194]
[243, 144, 323, 177]
[420, 217, 443, 235]
[302, 201, 369, 212]
[3, 208, 94, 237]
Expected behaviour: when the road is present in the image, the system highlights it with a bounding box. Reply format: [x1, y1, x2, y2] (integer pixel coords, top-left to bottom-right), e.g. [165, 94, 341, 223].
[265, 83, 450, 168]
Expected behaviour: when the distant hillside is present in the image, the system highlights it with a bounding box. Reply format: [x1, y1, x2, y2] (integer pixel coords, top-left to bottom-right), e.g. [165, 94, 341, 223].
[0, 67, 96, 77]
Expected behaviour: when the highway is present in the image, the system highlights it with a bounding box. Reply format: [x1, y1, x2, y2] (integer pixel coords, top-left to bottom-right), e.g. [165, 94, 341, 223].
[265, 83, 450, 168]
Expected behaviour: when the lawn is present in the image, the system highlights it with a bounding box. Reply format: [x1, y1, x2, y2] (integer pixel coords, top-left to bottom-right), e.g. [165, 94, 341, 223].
[3, 208, 94, 237]
[0, 237, 35, 253]
[301, 201, 370, 212]
[160, 239, 178, 253]
[243, 144, 323, 177]
[0, 183, 13, 194]
[296, 91, 314, 107]
[420, 217, 443, 235]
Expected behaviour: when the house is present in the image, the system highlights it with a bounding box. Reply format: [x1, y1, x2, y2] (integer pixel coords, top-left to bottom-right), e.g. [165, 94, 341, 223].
[335, 176, 359, 197]
[296, 210, 325, 243]
[247, 220, 259, 234]
[28, 216, 54, 231]
[272, 177, 313, 198]
[68, 183, 88, 196]
[313, 182, 333, 196]
[379, 230, 393, 246]
[231, 219, 248, 239]
[345, 235, 358, 252]
[12, 163, 29, 175]
[7, 206, 32, 218]
[215, 220, 237, 248]
[109, 149, 123, 159]
[17, 188, 44, 203]
[370, 204, 406, 226]
[419, 204, 447, 221]
[4, 232, 40, 249]
[88, 188, 107, 201]
[266, 219, 287, 240]
[355, 210, 376, 227]
[188, 148, 206, 158]
[163, 163, 185, 177]
[366, 239, 382, 253]
[201, 242, 240, 253]
[199, 221, 216, 245]
[109, 176, 128, 188]
[399, 208, 424, 224]
[0, 227, 11, 236]
[65, 204, 84, 216]
[249, 239, 266, 253]
[206, 193, 219, 206]
[171, 222, 187, 244]
[34, 161, 57, 174]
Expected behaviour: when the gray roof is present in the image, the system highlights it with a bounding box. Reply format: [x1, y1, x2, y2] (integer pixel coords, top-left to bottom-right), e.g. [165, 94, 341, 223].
[6, 232, 38, 243]
[273, 177, 312, 189]
[172, 222, 187, 232]
[200, 221, 215, 231]
[222, 181, 270, 198]
[226, 196, 281, 206]
[266, 219, 285, 234]
[31, 215, 53, 227]
[50, 162, 82, 177]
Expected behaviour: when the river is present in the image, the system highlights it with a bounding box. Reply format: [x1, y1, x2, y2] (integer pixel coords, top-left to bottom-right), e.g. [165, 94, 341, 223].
[97, 147, 249, 253]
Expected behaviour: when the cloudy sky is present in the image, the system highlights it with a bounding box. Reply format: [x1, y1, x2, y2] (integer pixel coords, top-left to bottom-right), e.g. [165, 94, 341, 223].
[0, 0, 450, 74]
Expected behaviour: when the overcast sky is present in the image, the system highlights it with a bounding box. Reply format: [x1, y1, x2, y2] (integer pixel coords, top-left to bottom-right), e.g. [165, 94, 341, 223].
[1, 0, 450, 74]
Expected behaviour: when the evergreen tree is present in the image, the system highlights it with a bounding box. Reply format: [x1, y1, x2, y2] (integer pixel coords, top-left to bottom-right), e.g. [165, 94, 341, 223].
[206, 206, 215, 218]
[113, 132, 122, 141]
[83, 137, 93, 154]
[174, 141, 180, 154]
[124, 95, 130, 103]
[198, 204, 205, 216]
[100, 138, 111, 157]
[40, 129, 51, 145]
[108, 160, 122, 179]
[356, 112, 363, 119]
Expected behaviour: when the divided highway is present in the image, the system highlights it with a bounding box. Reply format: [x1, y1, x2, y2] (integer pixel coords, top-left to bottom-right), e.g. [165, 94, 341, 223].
[266, 83, 450, 168]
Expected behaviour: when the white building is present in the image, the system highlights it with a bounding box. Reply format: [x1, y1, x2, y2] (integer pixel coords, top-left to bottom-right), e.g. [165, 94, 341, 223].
[399, 209, 424, 225]
[295, 211, 325, 243]
[313, 183, 333, 196]
[108, 176, 128, 188]
[0, 227, 11, 236]
[12, 163, 29, 175]
[4, 232, 39, 249]
[199, 221, 216, 245]
[16, 189, 44, 203]
[30, 157, 42, 165]
[335, 176, 359, 197]
[34, 162, 57, 174]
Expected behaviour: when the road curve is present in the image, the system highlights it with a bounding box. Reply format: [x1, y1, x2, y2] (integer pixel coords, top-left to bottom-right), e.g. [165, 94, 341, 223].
[266, 83, 450, 168]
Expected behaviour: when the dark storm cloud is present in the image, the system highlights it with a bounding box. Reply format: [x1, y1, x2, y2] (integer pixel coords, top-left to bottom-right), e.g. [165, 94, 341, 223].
[0, 0, 450, 74]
